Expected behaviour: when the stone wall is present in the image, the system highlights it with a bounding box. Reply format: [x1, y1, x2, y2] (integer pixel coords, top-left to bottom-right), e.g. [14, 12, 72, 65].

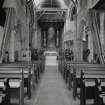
[63, 0, 100, 62]
[2, 0, 32, 62]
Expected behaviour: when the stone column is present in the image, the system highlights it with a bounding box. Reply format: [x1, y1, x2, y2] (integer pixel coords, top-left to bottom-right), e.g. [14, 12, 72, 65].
[32, 24, 38, 49]
[44, 31, 46, 48]
[73, 18, 82, 62]
[17, 22, 23, 61]
[9, 30, 15, 62]
[56, 30, 59, 48]
[76, 39, 83, 62]
[20, 22, 26, 61]
[0, 26, 4, 49]
[100, 12, 105, 51]
[24, 17, 30, 61]
[8, 8, 15, 62]
[37, 27, 41, 49]
[88, 31, 93, 62]
[74, 20, 83, 62]
[34, 30, 38, 48]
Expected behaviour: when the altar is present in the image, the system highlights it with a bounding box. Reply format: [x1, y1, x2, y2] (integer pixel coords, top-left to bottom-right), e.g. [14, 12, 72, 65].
[44, 50, 58, 66]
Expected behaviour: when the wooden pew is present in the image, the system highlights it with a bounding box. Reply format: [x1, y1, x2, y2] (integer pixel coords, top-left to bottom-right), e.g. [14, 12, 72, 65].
[15, 61, 42, 96]
[32, 61, 41, 83]
[0, 64, 32, 99]
[63, 61, 93, 90]
[37, 60, 42, 79]
[60, 60, 66, 77]
[58, 60, 72, 90]
[0, 75, 24, 105]
[94, 79, 105, 105]
[71, 63, 105, 99]
[62, 61, 81, 89]
[63, 62, 70, 83]
[31, 59, 45, 89]
[65, 61, 92, 74]
[80, 72, 105, 105]
[32, 63, 38, 89]
[58, 59, 64, 76]
[0, 61, 33, 68]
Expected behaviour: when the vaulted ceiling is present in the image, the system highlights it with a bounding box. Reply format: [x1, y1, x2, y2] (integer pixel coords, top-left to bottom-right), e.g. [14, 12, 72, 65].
[34, 0, 70, 8]
[34, 0, 70, 29]
[41, 0, 60, 8]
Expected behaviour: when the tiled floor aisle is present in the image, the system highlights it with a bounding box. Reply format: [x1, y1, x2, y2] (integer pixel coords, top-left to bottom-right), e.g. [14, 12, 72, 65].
[29, 56, 79, 105]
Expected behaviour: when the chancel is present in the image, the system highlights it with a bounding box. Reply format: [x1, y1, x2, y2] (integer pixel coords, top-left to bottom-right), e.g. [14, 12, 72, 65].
[0, 0, 105, 105]
[47, 27, 55, 50]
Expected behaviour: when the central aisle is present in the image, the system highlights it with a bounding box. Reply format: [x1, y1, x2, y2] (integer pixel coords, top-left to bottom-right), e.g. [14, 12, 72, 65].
[29, 55, 79, 105]
[32, 66, 71, 105]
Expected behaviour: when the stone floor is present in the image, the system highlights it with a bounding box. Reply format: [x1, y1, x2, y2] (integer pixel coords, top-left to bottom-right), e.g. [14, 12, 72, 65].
[27, 66, 79, 105]
[25, 55, 79, 105]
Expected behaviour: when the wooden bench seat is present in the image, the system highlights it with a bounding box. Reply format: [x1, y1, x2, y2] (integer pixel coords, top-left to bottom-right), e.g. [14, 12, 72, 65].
[0, 79, 21, 88]
[80, 71, 105, 105]
[62, 61, 105, 90]
[72, 64, 105, 99]
[0, 61, 33, 68]
[0, 61, 33, 67]
[32, 61, 44, 83]
[0, 79, 24, 105]
[76, 71, 105, 78]
[0, 66, 31, 99]
[85, 81, 105, 87]
[63, 62, 71, 83]
[0, 68, 29, 78]
[71, 64, 105, 73]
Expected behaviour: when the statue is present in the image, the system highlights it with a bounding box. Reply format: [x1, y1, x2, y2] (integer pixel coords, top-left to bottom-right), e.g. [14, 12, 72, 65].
[47, 27, 55, 50]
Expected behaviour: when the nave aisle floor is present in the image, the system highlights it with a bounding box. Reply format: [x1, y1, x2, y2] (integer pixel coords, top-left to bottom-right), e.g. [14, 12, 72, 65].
[25, 65, 79, 105]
